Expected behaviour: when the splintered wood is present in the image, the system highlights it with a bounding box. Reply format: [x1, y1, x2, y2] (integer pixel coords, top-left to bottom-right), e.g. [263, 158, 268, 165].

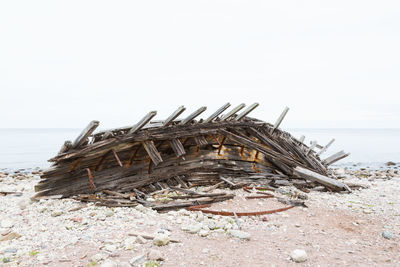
[34, 103, 350, 210]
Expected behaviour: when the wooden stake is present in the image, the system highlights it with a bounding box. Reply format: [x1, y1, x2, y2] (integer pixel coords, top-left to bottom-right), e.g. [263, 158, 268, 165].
[128, 111, 157, 134]
[271, 107, 289, 133]
[163, 106, 186, 126]
[317, 138, 335, 156]
[181, 107, 207, 125]
[204, 103, 231, 123]
[235, 103, 259, 121]
[72, 121, 99, 149]
[221, 103, 245, 121]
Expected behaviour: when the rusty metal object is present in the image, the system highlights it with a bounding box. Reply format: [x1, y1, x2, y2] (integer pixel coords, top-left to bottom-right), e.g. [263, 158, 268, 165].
[187, 204, 294, 217]
[86, 168, 96, 189]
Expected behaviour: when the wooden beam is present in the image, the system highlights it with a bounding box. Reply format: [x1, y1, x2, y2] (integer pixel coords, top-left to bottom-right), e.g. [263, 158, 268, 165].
[235, 103, 259, 121]
[128, 111, 157, 134]
[142, 140, 163, 165]
[323, 150, 350, 165]
[293, 166, 350, 192]
[271, 107, 289, 133]
[72, 120, 99, 149]
[194, 136, 208, 147]
[169, 138, 186, 157]
[317, 138, 335, 156]
[181, 106, 207, 125]
[307, 141, 317, 155]
[221, 103, 245, 121]
[58, 140, 72, 154]
[204, 103, 231, 123]
[163, 106, 186, 126]
[298, 135, 305, 143]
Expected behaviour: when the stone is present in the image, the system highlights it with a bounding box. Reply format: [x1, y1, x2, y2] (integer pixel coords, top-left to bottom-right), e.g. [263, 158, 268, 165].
[124, 237, 137, 250]
[0, 232, 21, 241]
[147, 249, 164, 261]
[104, 244, 118, 252]
[135, 235, 146, 244]
[105, 210, 114, 217]
[1, 219, 14, 228]
[91, 253, 106, 262]
[100, 259, 118, 267]
[153, 233, 169, 246]
[199, 229, 209, 237]
[5, 247, 17, 253]
[51, 211, 63, 217]
[187, 223, 202, 234]
[129, 254, 145, 266]
[290, 249, 308, 263]
[386, 161, 396, 166]
[228, 230, 251, 240]
[382, 230, 393, 239]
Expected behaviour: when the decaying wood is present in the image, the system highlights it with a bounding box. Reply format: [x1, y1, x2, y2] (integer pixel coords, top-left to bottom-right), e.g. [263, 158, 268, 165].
[35, 103, 350, 209]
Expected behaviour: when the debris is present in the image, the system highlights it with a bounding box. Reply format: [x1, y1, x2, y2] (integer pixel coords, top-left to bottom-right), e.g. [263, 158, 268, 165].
[128, 231, 180, 243]
[33, 104, 350, 210]
[153, 233, 170, 246]
[290, 249, 308, 263]
[382, 230, 393, 239]
[0, 232, 21, 241]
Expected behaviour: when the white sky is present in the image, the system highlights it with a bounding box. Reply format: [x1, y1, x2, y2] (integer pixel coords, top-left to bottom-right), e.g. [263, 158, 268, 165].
[1, 0, 399, 129]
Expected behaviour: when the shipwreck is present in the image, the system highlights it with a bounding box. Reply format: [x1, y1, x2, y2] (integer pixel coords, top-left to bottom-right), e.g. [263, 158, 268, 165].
[34, 103, 350, 212]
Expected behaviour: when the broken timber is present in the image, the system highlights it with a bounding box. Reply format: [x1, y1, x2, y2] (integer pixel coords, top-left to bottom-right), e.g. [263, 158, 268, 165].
[35, 103, 351, 209]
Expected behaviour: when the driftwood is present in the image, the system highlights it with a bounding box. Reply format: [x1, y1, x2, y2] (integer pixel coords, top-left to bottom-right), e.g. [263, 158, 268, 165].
[34, 103, 350, 209]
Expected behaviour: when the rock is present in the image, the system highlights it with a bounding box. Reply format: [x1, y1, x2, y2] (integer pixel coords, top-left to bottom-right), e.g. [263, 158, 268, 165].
[104, 244, 118, 252]
[228, 230, 251, 240]
[17, 199, 28, 210]
[199, 229, 209, 237]
[5, 247, 17, 253]
[290, 249, 308, 263]
[153, 233, 169, 246]
[1, 219, 14, 228]
[0, 232, 21, 241]
[147, 249, 164, 261]
[105, 210, 114, 217]
[100, 259, 118, 267]
[51, 211, 63, 217]
[207, 221, 217, 230]
[124, 237, 137, 250]
[386, 161, 396, 166]
[363, 209, 372, 214]
[129, 254, 145, 266]
[382, 230, 393, 239]
[186, 223, 202, 234]
[135, 235, 146, 244]
[91, 253, 106, 262]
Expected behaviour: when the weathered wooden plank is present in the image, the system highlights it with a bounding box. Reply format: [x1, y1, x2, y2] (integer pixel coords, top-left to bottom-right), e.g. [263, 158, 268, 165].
[72, 121, 99, 149]
[163, 106, 186, 126]
[221, 103, 245, 121]
[235, 103, 259, 121]
[317, 138, 335, 156]
[181, 106, 207, 125]
[142, 140, 163, 165]
[298, 135, 305, 143]
[271, 107, 289, 133]
[307, 141, 317, 155]
[293, 166, 350, 192]
[128, 111, 157, 134]
[323, 150, 350, 165]
[204, 103, 231, 123]
[194, 135, 208, 147]
[58, 141, 72, 154]
[169, 138, 186, 157]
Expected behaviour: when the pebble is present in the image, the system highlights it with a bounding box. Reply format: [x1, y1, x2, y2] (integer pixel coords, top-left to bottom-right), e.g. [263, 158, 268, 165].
[100, 259, 118, 267]
[290, 249, 308, 263]
[135, 235, 146, 244]
[91, 253, 106, 262]
[228, 230, 251, 240]
[199, 229, 209, 237]
[105, 210, 114, 217]
[123, 237, 137, 250]
[186, 223, 202, 234]
[130, 254, 145, 266]
[147, 249, 164, 261]
[1, 219, 14, 228]
[104, 244, 118, 252]
[51, 211, 63, 217]
[382, 230, 393, 239]
[153, 233, 170, 246]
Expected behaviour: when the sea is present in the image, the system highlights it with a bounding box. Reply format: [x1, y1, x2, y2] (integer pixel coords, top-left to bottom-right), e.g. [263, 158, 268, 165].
[0, 128, 399, 171]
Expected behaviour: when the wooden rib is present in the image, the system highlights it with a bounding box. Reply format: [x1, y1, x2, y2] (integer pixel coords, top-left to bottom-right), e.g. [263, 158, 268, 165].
[169, 138, 186, 157]
[204, 103, 231, 123]
[112, 150, 123, 167]
[181, 106, 207, 125]
[163, 106, 186, 126]
[221, 103, 245, 121]
[235, 103, 259, 121]
[271, 107, 289, 133]
[128, 111, 157, 134]
[142, 140, 163, 165]
[72, 121, 99, 149]
[317, 138, 335, 156]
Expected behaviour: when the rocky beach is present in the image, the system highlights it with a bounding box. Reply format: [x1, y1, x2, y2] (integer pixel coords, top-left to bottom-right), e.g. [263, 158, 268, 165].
[0, 164, 399, 266]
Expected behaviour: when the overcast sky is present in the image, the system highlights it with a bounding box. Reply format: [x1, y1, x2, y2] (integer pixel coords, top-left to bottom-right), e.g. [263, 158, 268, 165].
[0, 1, 399, 129]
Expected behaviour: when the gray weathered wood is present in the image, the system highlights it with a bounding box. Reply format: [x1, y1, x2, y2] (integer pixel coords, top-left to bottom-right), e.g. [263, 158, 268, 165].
[72, 121, 99, 149]
[142, 140, 163, 165]
[299, 135, 305, 143]
[293, 166, 350, 192]
[221, 103, 245, 121]
[323, 150, 350, 165]
[271, 107, 289, 133]
[58, 141, 72, 154]
[317, 138, 335, 156]
[181, 106, 207, 125]
[235, 102, 259, 121]
[128, 111, 157, 134]
[204, 103, 231, 123]
[169, 138, 186, 157]
[307, 141, 317, 155]
[194, 136, 208, 147]
[163, 106, 186, 126]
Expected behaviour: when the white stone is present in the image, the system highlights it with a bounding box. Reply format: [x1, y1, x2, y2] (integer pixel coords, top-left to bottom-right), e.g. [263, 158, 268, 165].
[153, 233, 169, 246]
[1, 219, 14, 228]
[187, 223, 202, 234]
[124, 237, 137, 250]
[104, 244, 118, 252]
[91, 253, 106, 262]
[290, 249, 308, 263]
[101, 259, 118, 267]
[135, 235, 146, 244]
[51, 211, 63, 217]
[199, 229, 209, 237]
[228, 230, 251, 240]
[129, 254, 145, 266]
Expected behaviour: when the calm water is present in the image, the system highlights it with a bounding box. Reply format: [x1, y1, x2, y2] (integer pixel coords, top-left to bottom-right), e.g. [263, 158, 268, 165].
[0, 128, 399, 170]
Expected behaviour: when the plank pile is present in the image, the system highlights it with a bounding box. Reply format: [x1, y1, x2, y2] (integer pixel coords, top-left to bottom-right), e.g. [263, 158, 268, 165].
[34, 103, 350, 210]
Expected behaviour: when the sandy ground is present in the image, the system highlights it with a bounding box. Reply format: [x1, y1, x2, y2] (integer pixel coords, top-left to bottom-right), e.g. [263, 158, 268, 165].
[0, 167, 399, 267]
